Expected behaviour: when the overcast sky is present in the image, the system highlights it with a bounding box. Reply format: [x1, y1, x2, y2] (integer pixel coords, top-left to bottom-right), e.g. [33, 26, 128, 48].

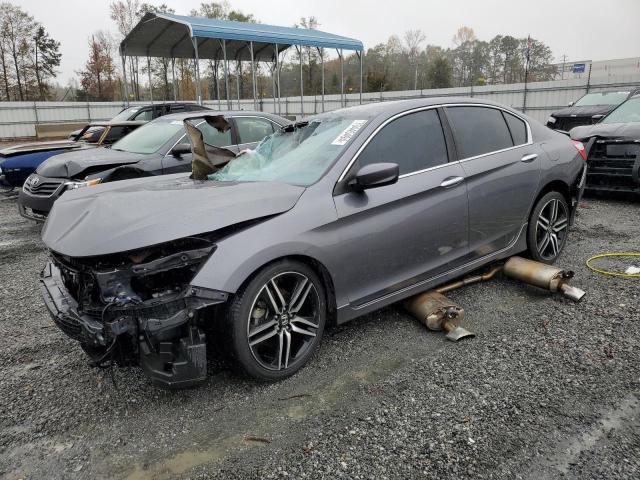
[14, 0, 640, 84]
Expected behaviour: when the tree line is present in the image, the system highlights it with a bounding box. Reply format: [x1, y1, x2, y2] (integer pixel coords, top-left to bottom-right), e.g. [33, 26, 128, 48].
[0, 2, 61, 101]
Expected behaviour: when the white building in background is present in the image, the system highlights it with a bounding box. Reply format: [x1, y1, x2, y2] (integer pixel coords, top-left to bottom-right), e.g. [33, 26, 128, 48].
[553, 57, 640, 80]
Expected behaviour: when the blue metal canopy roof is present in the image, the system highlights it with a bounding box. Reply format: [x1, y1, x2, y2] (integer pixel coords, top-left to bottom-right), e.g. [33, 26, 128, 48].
[121, 12, 363, 61]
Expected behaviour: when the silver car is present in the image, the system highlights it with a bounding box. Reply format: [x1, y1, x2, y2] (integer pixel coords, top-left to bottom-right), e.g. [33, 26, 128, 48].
[40, 98, 587, 388]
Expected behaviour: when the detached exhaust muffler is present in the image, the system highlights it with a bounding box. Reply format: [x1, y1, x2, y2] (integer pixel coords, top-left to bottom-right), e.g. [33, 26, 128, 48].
[405, 291, 474, 342]
[503, 257, 586, 302]
[404, 257, 585, 341]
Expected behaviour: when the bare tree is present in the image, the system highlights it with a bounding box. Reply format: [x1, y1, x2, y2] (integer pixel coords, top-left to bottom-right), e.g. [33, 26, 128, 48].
[110, 0, 141, 99]
[78, 31, 117, 100]
[404, 29, 425, 90]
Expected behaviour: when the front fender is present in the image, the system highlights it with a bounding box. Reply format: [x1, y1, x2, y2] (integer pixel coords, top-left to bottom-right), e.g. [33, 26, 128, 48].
[190, 191, 343, 304]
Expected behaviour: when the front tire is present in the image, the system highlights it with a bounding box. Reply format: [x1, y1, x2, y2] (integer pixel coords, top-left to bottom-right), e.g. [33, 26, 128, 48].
[225, 260, 327, 381]
[526, 191, 570, 263]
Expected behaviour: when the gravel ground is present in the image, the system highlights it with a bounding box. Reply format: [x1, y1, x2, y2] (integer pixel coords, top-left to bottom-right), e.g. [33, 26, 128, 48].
[0, 193, 638, 480]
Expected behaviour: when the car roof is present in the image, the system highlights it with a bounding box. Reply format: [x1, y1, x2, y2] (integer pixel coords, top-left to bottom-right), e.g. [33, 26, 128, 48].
[313, 97, 526, 120]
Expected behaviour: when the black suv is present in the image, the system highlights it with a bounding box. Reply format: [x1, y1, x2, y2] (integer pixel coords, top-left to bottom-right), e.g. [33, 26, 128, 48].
[68, 102, 210, 141]
[546, 89, 640, 132]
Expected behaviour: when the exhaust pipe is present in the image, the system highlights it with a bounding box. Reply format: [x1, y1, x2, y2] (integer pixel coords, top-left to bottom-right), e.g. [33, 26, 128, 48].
[503, 257, 585, 302]
[405, 291, 475, 342]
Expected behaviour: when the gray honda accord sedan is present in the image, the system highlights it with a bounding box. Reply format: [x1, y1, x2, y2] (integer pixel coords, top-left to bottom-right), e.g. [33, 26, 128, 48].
[40, 98, 587, 388]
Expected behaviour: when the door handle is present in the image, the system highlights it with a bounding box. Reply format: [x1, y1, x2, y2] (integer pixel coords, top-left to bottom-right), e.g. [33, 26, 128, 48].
[521, 153, 538, 163]
[440, 176, 464, 188]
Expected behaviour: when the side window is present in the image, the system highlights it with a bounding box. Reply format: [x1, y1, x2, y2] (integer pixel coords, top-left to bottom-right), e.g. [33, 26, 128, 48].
[356, 109, 448, 176]
[132, 109, 153, 121]
[445, 106, 513, 158]
[503, 112, 528, 146]
[170, 104, 186, 113]
[199, 121, 233, 147]
[236, 117, 275, 144]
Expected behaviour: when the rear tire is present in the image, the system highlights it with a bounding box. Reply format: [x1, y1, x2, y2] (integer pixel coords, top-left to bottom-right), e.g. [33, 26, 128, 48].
[526, 191, 570, 264]
[224, 260, 327, 381]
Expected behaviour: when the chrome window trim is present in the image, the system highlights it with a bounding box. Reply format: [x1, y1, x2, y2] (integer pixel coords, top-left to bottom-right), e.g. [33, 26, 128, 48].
[336, 102, 533, 182]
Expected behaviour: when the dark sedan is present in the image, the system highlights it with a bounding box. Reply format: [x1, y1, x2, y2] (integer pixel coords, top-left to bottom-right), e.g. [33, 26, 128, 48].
[18, 111, 289, 221]
[39, 98, 586, 388]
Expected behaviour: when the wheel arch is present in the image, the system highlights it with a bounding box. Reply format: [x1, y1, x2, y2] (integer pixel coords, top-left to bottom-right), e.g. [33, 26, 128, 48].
[234, 254, 338, 327]
[531, 179, 571, 219]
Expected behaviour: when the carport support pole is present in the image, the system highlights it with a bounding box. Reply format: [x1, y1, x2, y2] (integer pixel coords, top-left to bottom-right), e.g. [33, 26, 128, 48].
[121, 53, 129, 106]
[236, 61, 241, 109]
[222, 39, 231, 110]
[359, 50, 363, 105]
[171, 57, 177, 101]
[339, 48, 344, 108]
[192, 37, 202, 105]
[298, 46, 304, 117]
[147, 56, 153, 104]
[318, 47, 325, 113]
[275, 43, 281, 115]
[271, 63, 277, 112]
[250, 41, 257, 110]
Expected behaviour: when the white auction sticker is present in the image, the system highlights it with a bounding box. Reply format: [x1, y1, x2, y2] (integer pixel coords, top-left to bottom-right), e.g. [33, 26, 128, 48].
[331, 120, 367, 146]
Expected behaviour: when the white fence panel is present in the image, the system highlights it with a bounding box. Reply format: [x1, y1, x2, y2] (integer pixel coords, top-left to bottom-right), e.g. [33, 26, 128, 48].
[1, 74, 639, 139]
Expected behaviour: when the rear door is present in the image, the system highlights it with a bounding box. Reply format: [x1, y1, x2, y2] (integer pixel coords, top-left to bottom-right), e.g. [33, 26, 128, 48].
[444, 105, 541, 259]
[332, 108, 469, 306]
[234, 116, 277, 150]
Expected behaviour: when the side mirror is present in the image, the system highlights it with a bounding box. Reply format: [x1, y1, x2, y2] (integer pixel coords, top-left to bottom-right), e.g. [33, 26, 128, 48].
[348, 163, 399, 192]
[568, 101, 574, 107]
[171, 143, 192, 158]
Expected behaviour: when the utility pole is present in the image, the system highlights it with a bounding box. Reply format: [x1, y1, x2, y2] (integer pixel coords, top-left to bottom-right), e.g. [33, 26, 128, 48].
[560, 54, 568, 80]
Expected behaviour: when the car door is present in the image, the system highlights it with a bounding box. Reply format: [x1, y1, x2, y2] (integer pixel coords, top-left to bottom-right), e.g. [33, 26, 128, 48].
[444, 105, 541, 259]
[233, 116, 277, 150]
[332, 108, 469, 306]
[161, 119, 239, 174]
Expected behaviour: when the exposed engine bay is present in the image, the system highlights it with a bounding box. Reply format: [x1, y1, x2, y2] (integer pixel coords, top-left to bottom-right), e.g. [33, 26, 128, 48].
[41, 235, 228, 388]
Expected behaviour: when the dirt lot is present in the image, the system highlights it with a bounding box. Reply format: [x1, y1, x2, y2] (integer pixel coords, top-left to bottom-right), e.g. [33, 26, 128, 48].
[0, 192, 639, 480]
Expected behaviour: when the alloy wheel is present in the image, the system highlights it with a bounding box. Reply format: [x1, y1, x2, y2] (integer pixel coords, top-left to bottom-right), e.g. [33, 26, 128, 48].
[246, 271, 321, 371]
[535, 198, 568, 261]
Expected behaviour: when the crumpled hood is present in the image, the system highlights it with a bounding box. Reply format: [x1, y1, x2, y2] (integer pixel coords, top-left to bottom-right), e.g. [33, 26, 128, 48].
[36, 146, 146, 178]
[570, 122, 640, 141]
[42, 174, 305, 257]
[551, 104, 615, 118]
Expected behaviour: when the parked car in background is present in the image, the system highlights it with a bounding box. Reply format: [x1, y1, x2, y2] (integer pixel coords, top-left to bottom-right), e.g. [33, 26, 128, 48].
[39, 98, 586, 388]
[18, 111, 289, 220]
[68, 102, 210, 141]
[0, 121, 145, 189]
[546, 89, 640, 132]
[570, 93, 640, 195]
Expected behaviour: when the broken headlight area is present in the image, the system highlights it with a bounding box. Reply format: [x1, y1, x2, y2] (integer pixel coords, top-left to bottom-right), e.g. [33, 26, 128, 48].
[41, 236, 228, 388]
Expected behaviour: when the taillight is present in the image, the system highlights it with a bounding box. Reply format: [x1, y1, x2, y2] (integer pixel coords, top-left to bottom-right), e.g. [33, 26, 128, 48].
[571, 140, 587, 161]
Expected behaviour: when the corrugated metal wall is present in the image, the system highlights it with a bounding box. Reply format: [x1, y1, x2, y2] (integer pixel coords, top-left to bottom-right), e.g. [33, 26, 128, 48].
[1, 74, 639, 139]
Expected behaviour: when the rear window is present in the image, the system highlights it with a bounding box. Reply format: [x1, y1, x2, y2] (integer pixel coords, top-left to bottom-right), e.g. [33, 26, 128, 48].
[503, 112, 528, 146]
[446, 106, 513, 158]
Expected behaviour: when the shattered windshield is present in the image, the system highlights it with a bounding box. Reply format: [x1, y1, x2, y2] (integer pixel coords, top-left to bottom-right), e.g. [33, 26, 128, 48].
[601, 97, 640, 124]
[210, 117, 368, 187]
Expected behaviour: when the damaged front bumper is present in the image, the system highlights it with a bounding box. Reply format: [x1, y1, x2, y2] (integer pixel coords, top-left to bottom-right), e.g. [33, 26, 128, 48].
[41, 261, 228, 388]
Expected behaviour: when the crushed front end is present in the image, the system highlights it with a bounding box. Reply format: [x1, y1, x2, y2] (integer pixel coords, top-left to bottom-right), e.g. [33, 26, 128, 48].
[40, 237, 227, 388]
